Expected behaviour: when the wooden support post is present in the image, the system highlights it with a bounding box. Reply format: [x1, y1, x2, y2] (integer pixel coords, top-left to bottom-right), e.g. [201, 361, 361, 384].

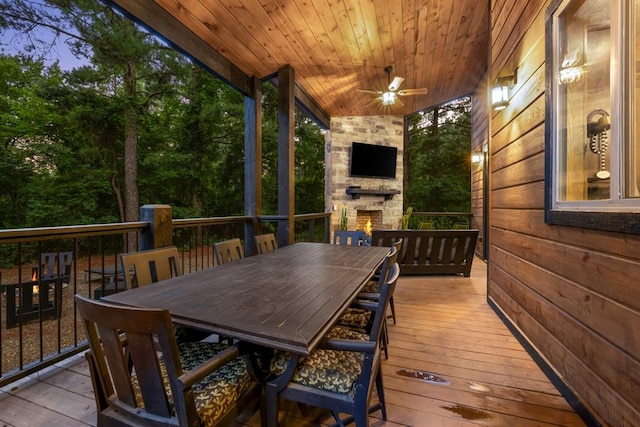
[245, 76, 262, 256]
[277, 65, 295, 247]
[140, 204, 173, 250]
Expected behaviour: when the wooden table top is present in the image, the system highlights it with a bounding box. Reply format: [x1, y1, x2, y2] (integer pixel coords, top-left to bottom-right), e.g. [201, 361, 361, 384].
[103, 242, 389, 355]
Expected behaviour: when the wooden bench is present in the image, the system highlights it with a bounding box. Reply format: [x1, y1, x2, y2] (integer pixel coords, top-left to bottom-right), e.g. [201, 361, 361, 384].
[371, 229, 479, 276]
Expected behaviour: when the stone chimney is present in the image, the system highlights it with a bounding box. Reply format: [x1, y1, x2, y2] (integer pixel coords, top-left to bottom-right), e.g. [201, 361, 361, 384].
[326, 116, 404, 236]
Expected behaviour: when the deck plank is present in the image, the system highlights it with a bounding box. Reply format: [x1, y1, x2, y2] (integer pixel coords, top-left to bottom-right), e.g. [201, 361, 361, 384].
[0, 257, 585, 426]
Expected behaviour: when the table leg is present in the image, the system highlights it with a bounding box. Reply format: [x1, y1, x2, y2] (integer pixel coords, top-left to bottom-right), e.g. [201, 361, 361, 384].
[241, 344, 273, 385]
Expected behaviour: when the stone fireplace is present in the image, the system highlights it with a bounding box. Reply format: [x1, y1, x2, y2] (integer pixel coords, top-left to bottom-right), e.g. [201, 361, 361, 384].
[356, 210, 383, 235]
[326, 116, 404, 235]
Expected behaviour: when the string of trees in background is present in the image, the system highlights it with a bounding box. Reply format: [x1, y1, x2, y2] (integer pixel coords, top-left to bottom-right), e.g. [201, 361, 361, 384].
[0, 0, 470, 230]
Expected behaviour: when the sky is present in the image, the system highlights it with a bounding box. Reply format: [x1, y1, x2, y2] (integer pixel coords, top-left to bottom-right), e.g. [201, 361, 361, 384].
[1, 26, 89, 71]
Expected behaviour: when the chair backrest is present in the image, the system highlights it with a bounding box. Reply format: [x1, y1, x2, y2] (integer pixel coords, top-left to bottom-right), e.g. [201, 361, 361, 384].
[75, 294, 197, 426]
[453, 222, 469, 229]
[255, 233, 277, 254]
[374, 245, 399, 292]
[368, 262, 400, 343]
[391, 238, 403, 255]
[333, 230, 367, 246]
[418, 221, 434, 230]
[214, 238, 244, 265]
[120, 246, 181, 288]
[37, 251, 73, 280]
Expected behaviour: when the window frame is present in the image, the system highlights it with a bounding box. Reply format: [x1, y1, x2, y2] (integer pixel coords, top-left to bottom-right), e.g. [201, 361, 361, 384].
[544, 0, 640, 233]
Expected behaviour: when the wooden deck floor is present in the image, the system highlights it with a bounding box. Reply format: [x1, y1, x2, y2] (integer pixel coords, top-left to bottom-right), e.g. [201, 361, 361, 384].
[0, 258, 586, 426]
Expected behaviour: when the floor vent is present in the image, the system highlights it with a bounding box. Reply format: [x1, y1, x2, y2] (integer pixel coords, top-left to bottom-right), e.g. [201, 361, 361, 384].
[396, 369, 450, 385]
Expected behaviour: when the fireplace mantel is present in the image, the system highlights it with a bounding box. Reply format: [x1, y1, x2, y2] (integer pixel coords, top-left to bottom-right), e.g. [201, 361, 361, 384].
[346, 186, 401, 201]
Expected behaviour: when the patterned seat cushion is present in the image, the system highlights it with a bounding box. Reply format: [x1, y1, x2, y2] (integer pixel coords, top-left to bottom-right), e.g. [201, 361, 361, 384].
[131, 341, 253, 426]
[337, 307, 371, 329]
[361, 279, 378, 293]
[270, 326, 369, 397]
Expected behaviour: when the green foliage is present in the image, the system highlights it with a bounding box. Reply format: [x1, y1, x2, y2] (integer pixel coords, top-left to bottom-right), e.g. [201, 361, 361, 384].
[0, 2, 327, 228]
[294, 113, 325, 213]
[405, 97, 472, 214]
[260, 83, 325, 215]
[339, 207, 348, 231]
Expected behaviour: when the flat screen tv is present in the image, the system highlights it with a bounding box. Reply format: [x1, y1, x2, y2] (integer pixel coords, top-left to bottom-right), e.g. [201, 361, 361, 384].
[349, 142, 397, 179]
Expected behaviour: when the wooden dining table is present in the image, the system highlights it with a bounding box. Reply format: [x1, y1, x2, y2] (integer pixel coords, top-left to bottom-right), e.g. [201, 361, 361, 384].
[102, 242, 390, 356]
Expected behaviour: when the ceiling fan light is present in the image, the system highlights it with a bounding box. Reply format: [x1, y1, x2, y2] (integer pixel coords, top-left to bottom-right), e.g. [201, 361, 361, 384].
[381, 91, 396, 105]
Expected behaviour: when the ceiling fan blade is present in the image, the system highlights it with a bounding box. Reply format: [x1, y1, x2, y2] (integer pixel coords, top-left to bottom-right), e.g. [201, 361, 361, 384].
[388, 76, 405, 91]
[357, 89, 382, 95]
[363, 98, 380, 108]
[397, 88, 428, 96]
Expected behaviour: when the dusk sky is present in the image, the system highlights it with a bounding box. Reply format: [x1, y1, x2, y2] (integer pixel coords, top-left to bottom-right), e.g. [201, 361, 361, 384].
[1, 26, 89, 71]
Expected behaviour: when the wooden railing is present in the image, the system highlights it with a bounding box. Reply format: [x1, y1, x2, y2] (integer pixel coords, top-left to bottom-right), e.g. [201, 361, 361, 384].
[0, 210, 330, 387]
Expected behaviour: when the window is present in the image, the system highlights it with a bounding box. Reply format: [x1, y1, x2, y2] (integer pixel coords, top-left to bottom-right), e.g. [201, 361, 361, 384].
[545, 0, 640, 232]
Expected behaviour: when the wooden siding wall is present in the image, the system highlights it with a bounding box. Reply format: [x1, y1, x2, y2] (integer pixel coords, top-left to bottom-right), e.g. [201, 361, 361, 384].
[485, 1, 640, 426]
[471, 69, 488, 259]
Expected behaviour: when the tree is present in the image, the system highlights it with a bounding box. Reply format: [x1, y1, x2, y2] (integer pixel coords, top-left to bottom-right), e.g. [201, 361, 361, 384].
[0, 1, 328, 229]
[1, 0, 189, 225]
[405, 97, 471, 217]
[294, 112, 325, 213]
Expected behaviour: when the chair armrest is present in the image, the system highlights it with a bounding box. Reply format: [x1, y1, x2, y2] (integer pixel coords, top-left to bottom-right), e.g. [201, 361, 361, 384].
[178, 345, 240, 388]
[317, 338, 376, 354]
[349, 300, 378, 312]
[356, 292, 380, 301]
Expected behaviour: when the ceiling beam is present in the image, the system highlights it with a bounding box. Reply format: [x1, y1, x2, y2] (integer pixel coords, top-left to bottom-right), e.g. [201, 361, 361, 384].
[104, 0, 251, 95]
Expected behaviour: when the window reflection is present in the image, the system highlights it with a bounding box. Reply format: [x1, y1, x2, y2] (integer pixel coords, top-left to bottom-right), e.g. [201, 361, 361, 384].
[626, 1, 640, 198]
[556, 0, 611, 201]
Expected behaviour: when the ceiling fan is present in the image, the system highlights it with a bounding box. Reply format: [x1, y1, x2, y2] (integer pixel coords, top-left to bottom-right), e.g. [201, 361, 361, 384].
[358, 66, 429, 106]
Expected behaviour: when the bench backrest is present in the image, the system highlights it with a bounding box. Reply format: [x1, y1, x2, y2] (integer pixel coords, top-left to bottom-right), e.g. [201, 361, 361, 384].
[371, 229, 479, 276]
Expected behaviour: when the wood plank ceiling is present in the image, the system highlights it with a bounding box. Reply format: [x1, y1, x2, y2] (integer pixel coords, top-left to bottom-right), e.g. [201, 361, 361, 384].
[110, 0, 489, 118]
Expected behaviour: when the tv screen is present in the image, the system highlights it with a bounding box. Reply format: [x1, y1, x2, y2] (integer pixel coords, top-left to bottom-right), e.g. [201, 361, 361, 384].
[349, 142, 397, 179]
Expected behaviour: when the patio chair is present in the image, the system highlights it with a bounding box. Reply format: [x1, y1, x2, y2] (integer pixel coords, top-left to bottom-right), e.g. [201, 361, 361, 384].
[32, 251, 73, 284]
[418, 221, 434, 230]
[338, 242, 400, 358]
[453, 222, 469, 229]
[255, 233, 277, 254]
[266, 262, 400, 427]
[75, 295, 259, 427]
[214, 238, 244, 264]
[334, 230, 367, 246]
[362, 238, 402, 323]
[120, 245, 211, 342]
[120, 245, 181, 289]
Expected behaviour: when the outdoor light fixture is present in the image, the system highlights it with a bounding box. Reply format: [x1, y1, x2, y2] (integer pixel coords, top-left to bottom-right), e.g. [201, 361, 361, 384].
[471, 151, 483, 165]
[491, 70, 517, 111]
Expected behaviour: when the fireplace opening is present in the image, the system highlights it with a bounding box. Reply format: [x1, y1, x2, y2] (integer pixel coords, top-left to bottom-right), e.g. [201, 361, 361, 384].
[356, 210, 383, 236]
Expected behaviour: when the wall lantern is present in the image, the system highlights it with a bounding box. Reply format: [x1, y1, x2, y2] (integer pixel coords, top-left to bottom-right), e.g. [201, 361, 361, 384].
[491, 70, 517, 111]
[471, 151, 483, 165]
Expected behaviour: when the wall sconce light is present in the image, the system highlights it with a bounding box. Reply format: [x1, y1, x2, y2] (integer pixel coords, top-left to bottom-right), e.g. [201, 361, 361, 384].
[491, 70, 517, 111]
[471, 151, 483, 165]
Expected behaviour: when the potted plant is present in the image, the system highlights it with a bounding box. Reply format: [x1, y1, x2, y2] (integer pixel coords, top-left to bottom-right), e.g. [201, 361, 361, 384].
[340, 207, 349, 231]
[401, 206, 413, 229]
